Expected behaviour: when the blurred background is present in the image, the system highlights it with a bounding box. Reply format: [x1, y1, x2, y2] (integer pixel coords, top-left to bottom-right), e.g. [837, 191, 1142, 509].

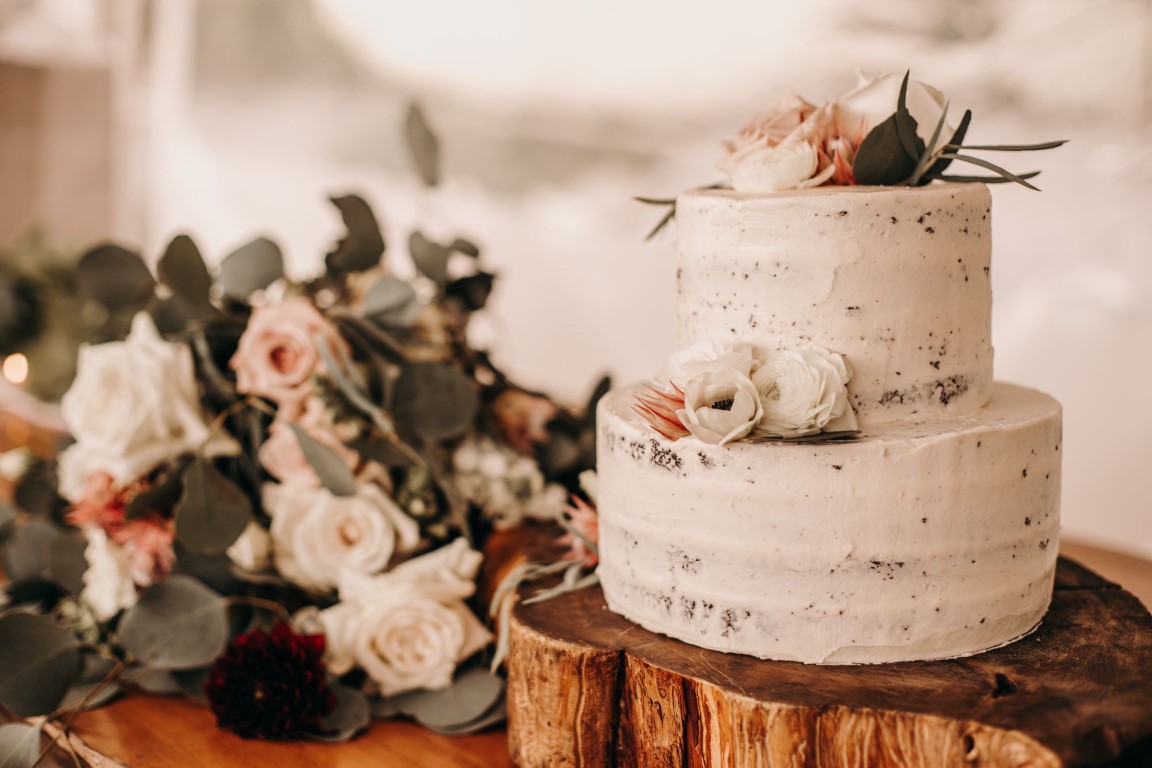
[1, 0, 1149, 559]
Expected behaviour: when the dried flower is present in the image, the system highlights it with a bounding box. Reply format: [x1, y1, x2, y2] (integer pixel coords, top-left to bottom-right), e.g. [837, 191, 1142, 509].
[205, 622, 336, 740]
[558, 494, 599, 568]
[633, 384, 689, 440]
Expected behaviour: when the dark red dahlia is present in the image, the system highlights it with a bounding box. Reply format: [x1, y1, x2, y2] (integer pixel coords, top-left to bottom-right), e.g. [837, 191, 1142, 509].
[204, 621, 336, 740]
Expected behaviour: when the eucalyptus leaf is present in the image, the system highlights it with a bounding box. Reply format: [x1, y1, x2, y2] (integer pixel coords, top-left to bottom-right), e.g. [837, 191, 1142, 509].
[854, 114, 920, 186]
[0, 722, 42, 768]
[404, 103, 440, 187]
[306, 682, 370, 743]
[393, 363, 479, 441]
[152, 294, 216, 337]
[425, 692, 507, 735]
[583, 375, 612, 428]
[0, 613, 83, 717]
[116, 575, 229, 670]
[59, 678, 122, 711]
[375, 669, 505, 731]
[644, 206, 677, 241]
[347, 436, 412, 468]
[158, 234, 213, 307]
[362, 275, 420, 327]
[2, 517, 59, 582]
[75, 244, 155, 308]
[46, 528, 88, 596]
[174, 458, 253, 554]
[172, 666, 212, 702]
[289, 424, 357, 497]
[13, 459, 65, 519]
[0, 502, 14, 537]
[408, 232, 452, 284]
[1, 579, 69, 611]
[173, 546, 239, 595]
[444, 272, 495, 313]
[219, 237, 283, 299]
[326, 194, 386, 275]
[126, 462, 187, 520]
[122, 665, 185, 695]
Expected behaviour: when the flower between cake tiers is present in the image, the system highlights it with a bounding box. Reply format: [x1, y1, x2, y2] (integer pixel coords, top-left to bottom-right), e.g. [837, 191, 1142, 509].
[634, 341, 858, 444]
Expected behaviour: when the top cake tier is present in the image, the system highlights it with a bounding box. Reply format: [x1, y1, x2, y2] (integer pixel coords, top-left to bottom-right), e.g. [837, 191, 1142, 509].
[676, 183, 993, 425]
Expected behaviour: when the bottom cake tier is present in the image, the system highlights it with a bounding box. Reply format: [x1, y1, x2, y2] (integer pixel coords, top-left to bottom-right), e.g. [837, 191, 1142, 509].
[596, 382, 1062, 664]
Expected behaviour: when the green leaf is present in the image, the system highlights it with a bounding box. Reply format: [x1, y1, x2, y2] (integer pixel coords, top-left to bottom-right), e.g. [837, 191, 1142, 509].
[374, 669, 505, 732]
[126, 462, 187, 520]
[116, 575, 229, 670]
[122, 665, 185, 695]
[219, 237, 283, 299]
[306, 683, 370, 742]
[905, 101, 949, 186]
[949, 140, 1067, 152]
[47, 528, 88, 596]
[60, 678, 123, 711]
[853, 113, 922, 186]
[325, 194, 386, 275]
[408, 232, 452, 284]
[644, 206, 677, 241]
[172, 666, 212, 702]
[925, 108, 972, 180]
[347, 436, 412, 468]
[393, 363, 479, 441]
[892, 71, 924, 163]
[404, 103, 440, 187]
[444, 272, 495, 312]
[75, 244, 156, 308]
[0, 722, 43, 768]
[449, 238, 481, 258]
[0, 613, 83, 716]
[158, 234, 213, 307]
[1, 518, 58, 582]
[932, 171, 1041, 185]
[937, 153, 1042, 190]
[289, 424, 357, 497]
[151, 294, 215, 336]
[362, 275, 419, 327]
[174, 459, 253, 555]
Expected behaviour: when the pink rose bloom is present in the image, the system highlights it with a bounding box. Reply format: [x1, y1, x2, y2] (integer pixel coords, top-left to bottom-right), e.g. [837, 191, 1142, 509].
[558, 495, 599, 569]
[258, 398, 359, 486]
[230, 298, 346, 420]
[111, 517, 176, 586]
[718, 92, 818, 176]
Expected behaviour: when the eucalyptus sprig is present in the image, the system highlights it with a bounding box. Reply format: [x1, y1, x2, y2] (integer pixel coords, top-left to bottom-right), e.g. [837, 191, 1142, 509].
[635, 182, 728, 241]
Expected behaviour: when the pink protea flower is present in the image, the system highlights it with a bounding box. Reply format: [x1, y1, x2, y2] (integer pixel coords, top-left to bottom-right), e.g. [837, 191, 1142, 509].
[633, 384, 690, 441]
[558, 495, 599, 568]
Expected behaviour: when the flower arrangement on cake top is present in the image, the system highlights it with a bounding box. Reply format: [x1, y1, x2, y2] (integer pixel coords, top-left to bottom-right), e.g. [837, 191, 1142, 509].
[640, 70, 1066, 238]
[0, 105, 603, 751]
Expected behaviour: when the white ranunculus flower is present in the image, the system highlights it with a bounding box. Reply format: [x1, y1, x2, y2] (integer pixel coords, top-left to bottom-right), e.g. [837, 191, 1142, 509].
[57, 313, 237, 501]
[80, 528, 138, 621]
[751, 346, 857, 438]
[226, 521, 274, 572]
[265, 482, 420, 591]
[319, 540, 492, 696]
[729, 140, 824, 193]
[837, 72, 954, 159]
[657, 340, 757, 392]
[676, 369, 763, 446]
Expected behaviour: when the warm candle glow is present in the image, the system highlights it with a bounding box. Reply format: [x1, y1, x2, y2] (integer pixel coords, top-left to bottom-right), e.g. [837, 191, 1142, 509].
[2, 353, 29, 385]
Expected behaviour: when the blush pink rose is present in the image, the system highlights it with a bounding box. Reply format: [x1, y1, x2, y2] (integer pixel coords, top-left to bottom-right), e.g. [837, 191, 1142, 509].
[258, 398, 359, 485]
[230, 298, 346, 420]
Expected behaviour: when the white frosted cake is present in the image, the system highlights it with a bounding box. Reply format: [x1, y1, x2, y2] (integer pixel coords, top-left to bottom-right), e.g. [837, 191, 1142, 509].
[596, 180, 1062, 663]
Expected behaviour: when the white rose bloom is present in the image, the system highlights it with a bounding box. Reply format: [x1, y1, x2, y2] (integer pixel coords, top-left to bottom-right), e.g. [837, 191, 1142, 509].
[453, 438, 565, 529]
[751, 346, 858, 438]
[80, 528, 138, 621]
[676, 369, 763, 446]
[657, 340, 757, 392]
[57, 313, 237, 500]
[319, 541, 492, 696]
[729, 140, 825, 193]
[265, 482, 420, 591]
[837, 72, 953, 159]
[226, 521, 274, 572]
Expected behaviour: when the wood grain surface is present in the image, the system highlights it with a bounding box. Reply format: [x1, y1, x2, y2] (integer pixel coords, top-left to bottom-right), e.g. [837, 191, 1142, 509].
[507, 557, 1152, 767]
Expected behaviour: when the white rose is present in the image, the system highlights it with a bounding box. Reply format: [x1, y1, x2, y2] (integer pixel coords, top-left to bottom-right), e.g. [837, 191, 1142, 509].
[728, 140, 829, 193]
[226, 521, 274, 572]
[751, 346, 857, 438]
[658, 340, 757, 392]
[265, 482, 420, 591]
[453, 438, 564, 529]
[320, 541, 491, 696]
[57, 313, 237, 501]
[837, 72, 953, 159]
[80, 528, 137, 621]
[676, 369, 763, 446]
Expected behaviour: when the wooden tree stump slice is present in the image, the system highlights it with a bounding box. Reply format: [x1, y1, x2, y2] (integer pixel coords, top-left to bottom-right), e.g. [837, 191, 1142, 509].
[506, 558, 1152, 767]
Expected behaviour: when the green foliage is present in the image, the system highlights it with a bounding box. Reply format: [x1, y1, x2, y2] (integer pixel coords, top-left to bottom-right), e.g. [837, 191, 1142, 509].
[307, 683, 370, 743]
[408, 231, 453, 284]
[362, 275, 420, 327]
[325, 194, 386, 274]
[289, 423, 357, 497]
[404, 103, 440, 187]
[116, 575, 229, 670]
[393, 363, 479, 441]
[373, 668, 506, 735]
[0, 722, 43, 768]
[0, 613, 83, 717]
[174, 459, 253, 555]
[75, 244, 155, 308]
[219, 237, 284, 299]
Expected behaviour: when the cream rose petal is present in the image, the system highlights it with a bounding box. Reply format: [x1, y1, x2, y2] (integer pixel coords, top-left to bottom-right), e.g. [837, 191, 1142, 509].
[729, 141, 820, 193]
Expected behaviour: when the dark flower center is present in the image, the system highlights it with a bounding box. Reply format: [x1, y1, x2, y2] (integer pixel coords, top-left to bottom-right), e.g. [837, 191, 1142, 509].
[711, 398, 734, 411]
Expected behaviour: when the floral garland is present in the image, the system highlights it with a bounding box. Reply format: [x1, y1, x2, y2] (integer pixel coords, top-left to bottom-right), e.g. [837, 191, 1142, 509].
[0, 105, 603, 752]
[634, 340, 859, 445]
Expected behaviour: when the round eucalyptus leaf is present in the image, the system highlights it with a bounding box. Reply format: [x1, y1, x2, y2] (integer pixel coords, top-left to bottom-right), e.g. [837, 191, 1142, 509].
[59, 678, 123, 711]
[325, 194, 386, 274]
[0, 722, 42, 768]
[122, 665, 184, 696]
[426, 692, 506, 735]
[449, 237, 480, 258]
[408, 232, 452, 284]
[76, 244, 155, 308]
[393, 363, 479, 441]
[219, 237, 283, 299]
[47, 528, 88, 596]
[172, 666, 212, 702]
[377, 668, 505, 731]
[2, 518, 59, 582]
[117, 575, 229, 670]
[404, 103, 440, 187]
[289, 424, 357, 497]
[444, 272, 495, 313]
[158, 234, 213, 307]
[152, 294, 216, 337]
[306, 683, 370, 742]
[0, 613, 83, 717]
[174, 458, 253, 555]
[362, 275, 419, 327]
